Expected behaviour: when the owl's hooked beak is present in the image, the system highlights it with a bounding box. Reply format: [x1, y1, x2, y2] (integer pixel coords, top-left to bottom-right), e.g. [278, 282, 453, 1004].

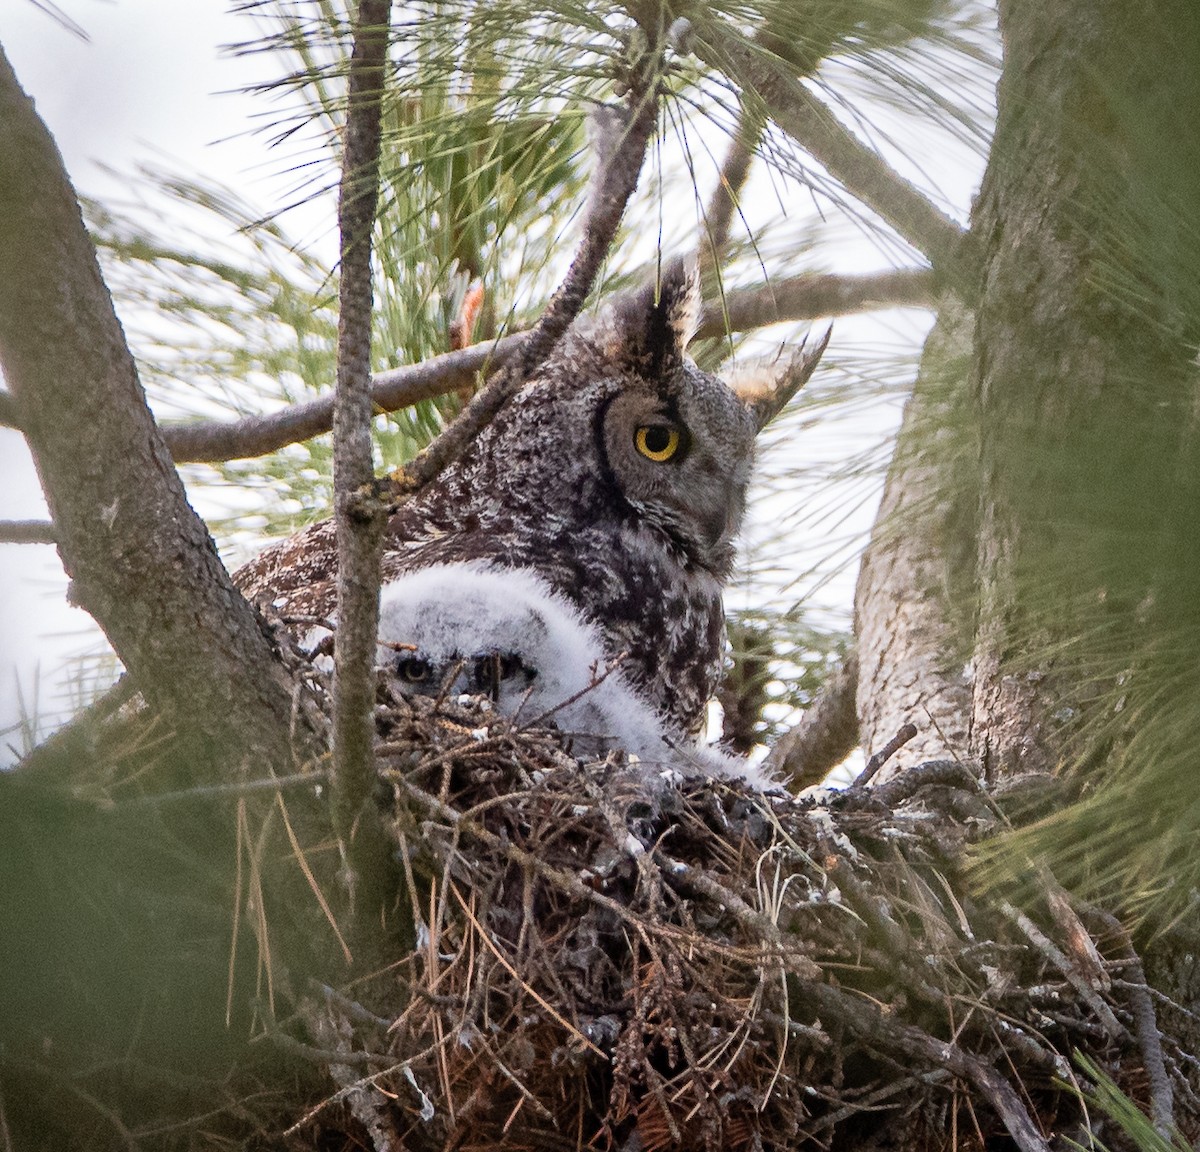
[727, 327, 831, 432]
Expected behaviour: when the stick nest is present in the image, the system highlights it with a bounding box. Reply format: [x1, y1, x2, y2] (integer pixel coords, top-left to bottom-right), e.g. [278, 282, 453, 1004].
[284, 683, 1198, 1151]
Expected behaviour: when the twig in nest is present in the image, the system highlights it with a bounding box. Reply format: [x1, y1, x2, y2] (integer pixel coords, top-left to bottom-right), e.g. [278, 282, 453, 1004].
[999, 902, 1125, 1042]
[804, 982, 1053, 1152]
[656, 851, 821, 980]
[863, 758, 981, 808]
[852, 722, 919, 788]
[1085, 906, 1176, 1140]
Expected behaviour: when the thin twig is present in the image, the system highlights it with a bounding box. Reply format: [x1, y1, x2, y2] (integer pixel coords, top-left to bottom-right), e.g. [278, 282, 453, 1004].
[1086, 907, 1175, 1140]
[700, 98, 765, 274]
[267, 1028, 393, 1069]
[0, 519, 56, 544]
[329, 0, 393, 939]
[389, 51, 664, 498]
[853, 722, 918, 787]
[657, 851, 821, 979]
[113, 769, 329, 807]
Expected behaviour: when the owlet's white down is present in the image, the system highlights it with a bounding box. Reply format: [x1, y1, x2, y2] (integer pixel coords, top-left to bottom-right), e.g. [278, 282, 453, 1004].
[372, 564, 774, 789]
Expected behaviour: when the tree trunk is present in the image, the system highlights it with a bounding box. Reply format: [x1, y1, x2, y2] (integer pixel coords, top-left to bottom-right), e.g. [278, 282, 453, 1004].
[854, 298, 977, 775]
[967, 0, 1200, 783]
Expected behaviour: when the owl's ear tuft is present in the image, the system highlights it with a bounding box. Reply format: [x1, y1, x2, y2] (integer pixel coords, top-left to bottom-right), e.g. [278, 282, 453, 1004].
[724, 326, 832, 431]
[605, 257, 700, 378]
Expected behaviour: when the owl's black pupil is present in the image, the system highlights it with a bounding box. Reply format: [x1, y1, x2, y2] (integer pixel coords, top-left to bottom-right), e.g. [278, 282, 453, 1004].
[398, 656, 430, 682]
[644, 425, 672, 453]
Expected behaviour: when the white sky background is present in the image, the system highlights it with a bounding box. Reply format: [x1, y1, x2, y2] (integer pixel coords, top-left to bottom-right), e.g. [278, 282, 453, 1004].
[0, 1, 993, 764]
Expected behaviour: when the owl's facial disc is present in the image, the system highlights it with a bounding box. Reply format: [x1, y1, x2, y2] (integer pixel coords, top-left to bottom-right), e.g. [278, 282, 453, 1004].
[601, 376, 754, 572]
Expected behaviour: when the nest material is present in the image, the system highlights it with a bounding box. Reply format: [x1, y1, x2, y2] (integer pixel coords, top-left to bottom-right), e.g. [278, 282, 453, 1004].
[282, 684, 1199, 1152]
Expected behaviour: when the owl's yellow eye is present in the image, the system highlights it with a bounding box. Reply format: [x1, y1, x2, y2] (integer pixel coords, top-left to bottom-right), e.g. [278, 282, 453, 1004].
[635, 424, 681, 462]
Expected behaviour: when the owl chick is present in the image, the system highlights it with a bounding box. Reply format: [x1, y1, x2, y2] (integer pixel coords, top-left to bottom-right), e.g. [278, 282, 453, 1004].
[238, 259, 825, 741]
[372, 563, 775, 789]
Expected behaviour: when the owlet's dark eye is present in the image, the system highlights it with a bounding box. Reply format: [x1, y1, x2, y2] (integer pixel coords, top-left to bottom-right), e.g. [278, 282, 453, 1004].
[396, 656, 432, 684]
[635, 423, 682, 462]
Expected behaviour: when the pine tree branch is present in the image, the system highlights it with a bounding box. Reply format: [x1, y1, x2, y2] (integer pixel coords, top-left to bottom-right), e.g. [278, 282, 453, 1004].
[0, 269, 930, 468]
[699, 98, 765, 278]
[695, 33, 968, 276]
[328, 0, 395, 942]
[695, 267, 934, 339]
[0, 520, 56, 544]
[161, 336, 524, 463]
[765, 650, 859, 787]
[0, 44, 306, 768]
[388, 46, 665, 497]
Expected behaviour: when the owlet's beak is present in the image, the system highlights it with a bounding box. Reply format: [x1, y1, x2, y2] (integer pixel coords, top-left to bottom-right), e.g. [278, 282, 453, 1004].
[725, 327, 832, 432]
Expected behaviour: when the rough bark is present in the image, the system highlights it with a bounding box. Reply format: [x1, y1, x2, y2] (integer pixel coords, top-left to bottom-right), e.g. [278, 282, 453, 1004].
[329, 0, 394, 941]
[854, 299, 976, 775]
[968, 0, 1200, 782]
[0, 44, 304, 770]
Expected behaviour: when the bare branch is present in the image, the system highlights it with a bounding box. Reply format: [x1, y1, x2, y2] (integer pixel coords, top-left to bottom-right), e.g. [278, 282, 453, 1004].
[0, 390, 16, 428]
[51, 269, 916, 469]
[328, 0, 394, 938]
[162, 335, 523, 463]
[765, 650, 859, 787]
[698, 267, 934, 338]
[699, 99, 765, 277]
[853, 721, 918, 788]
[695, 34, 968, 275]
[0, 44, 305, 767]
[0, 520, 56, 545]
[389, 49, 664, 497]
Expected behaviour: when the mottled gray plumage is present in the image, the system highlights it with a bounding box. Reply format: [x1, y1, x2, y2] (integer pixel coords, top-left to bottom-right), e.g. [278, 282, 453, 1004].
[236, 260, 824, 739]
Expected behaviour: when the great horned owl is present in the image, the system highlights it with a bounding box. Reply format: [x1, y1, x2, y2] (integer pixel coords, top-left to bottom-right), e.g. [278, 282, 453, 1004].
[369, 564, 772, 786]
[237, 260, 823, 739]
